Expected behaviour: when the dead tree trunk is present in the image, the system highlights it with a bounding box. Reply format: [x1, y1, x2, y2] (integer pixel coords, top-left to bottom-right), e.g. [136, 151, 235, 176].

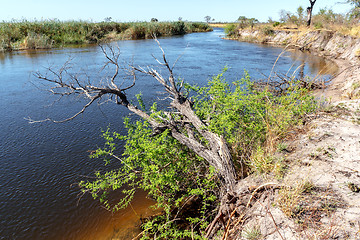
[29, 43, 237, 192]
[168, 98, 237, 189]
[307, 0, 317, 26]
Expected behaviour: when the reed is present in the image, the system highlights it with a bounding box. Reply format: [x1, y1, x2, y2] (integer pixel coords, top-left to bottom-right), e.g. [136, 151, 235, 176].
[0, 20, 212, 51]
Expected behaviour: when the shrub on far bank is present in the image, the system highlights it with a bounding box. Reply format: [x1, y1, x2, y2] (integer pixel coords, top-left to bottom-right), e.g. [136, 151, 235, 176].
[224, 23, 237, 37]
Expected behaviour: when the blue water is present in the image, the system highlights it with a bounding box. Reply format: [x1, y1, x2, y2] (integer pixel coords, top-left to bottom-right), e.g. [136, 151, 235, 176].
[0, 28, 336, 240]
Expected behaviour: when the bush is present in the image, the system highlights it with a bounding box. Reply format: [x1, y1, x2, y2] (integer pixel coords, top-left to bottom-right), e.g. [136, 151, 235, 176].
[262, 26, 275, 36]
[80, 117, 218, 239]
[224, 23, 237, 37]
[314, 21, 324, 29]
[273, 21, 281, 27]
[80, 69, 318, 238]
[191, 70, 316, 171]
[22, 32, 53, 49]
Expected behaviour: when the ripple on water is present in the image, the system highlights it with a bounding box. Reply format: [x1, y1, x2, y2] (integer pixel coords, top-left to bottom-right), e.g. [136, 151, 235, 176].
[0, 28, 337, 240]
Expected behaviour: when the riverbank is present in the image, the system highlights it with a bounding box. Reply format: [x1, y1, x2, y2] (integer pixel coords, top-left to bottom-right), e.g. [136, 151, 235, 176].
[224, 29, 360, 239]
[0, 20, 211, 51]
[233, 28, 360, 100]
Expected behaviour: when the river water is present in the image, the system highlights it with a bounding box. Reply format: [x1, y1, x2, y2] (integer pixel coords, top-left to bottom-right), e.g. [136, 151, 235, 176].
[0, 28, 337, 240]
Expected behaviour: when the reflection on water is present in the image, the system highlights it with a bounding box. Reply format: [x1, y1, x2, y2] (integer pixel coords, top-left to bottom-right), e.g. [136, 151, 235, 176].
[0, 28, 338, 240]
[286, 49, 338, 76]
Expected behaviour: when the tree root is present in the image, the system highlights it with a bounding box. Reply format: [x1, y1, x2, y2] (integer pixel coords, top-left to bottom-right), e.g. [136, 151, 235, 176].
[205, 183, 279, 239]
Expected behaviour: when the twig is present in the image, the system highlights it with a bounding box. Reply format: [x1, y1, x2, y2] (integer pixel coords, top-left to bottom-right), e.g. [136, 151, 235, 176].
[246, 183, 278, 208]
[257, 200, 285, 240]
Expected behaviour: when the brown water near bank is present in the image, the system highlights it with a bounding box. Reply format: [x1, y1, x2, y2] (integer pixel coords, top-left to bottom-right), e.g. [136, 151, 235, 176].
[0, 28, 341, 240]
[73, 191, 157, 240]
[286, 49, 339, 76]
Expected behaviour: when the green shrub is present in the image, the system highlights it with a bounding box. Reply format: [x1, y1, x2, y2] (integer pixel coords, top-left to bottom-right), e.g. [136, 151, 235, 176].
[23, 32, 53, 49]
[262, 26, 275, 35]
[80, 118, 218, 239]
[224, 23, 237, 37]
[190, 69, 317, 172]
[273, 21, 281, 27]
[314, 21, 324, 29]
[80, 69, 318, 238]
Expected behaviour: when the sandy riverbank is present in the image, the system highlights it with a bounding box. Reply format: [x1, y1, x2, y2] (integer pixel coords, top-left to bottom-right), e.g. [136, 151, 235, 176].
[226, 30, 360, 239]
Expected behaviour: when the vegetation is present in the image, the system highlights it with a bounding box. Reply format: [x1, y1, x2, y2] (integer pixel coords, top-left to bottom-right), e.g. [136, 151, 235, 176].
[277, 180, 344, 234]
[224, 23, 237, 37]
[26, 9, 330, 238]
[237, 16, 259, 29]
[225, 2, 360, 39]
[0, 20, 212, 51]
[78, 67, 318, 239]
[347, 0, 360, 19]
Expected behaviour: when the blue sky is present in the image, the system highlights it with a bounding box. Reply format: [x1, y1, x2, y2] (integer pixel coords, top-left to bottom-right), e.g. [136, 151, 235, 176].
[0, 0, 352, 22]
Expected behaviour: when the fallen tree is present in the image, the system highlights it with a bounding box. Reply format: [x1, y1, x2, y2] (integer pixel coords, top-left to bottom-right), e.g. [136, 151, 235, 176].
[29, 40, 319, 239]
[29, 41, 237, 191]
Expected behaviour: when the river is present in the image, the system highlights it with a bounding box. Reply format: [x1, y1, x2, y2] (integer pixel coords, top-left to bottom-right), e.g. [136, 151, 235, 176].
[0, 28, 337, 240]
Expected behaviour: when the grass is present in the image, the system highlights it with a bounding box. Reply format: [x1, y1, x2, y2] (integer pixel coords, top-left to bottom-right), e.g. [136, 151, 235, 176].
[0, 20, 212, 51]
[277, 180, 344, 231]
[242, 225, 263, 240]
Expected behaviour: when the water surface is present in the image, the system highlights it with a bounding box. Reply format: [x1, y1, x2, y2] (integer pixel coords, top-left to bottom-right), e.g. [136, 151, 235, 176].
[0, 28, 337, 240]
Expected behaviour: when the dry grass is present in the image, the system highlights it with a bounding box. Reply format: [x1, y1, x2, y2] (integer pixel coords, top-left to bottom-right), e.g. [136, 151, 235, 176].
[209, 23, 228, 28]
[277, 180, 345, 231]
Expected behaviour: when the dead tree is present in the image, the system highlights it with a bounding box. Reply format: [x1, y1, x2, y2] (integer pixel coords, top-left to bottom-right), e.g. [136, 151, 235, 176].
[307, 0, 317, 26]
[28, 42, 237, 192]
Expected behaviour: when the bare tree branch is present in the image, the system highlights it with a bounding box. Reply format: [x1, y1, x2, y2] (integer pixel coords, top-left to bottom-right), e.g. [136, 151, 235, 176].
[30, 41, 237, 191]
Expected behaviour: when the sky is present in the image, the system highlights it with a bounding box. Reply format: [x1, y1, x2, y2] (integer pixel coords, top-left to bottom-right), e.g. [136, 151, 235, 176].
[0, 0, 353, 23]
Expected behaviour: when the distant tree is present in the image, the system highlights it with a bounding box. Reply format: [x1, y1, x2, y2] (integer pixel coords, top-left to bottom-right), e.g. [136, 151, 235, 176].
[306, 0, 317, 26]
[104, 17, 112, 22]
[279, 9, 291, 23]
[297, 6, 305, 21]
[237, 16, 247, 21]
[248, 18, 259, 29]
[237, 16, 259, 29]
[151, 18, 158, 22]
[237, 16, 248, 29]
[346, 0, 360, 19]
[178, 17, 183, 21]
[204, 16, 211, 23]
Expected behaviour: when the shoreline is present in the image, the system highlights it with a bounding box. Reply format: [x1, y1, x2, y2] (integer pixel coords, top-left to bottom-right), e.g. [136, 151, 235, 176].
[226, 29, 360, 239]
[0, 20, 212, 52]
[232, 29, 360, 101]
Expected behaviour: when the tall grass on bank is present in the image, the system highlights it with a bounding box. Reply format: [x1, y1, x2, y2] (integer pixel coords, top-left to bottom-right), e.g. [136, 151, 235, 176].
[0, 20, 212, 51]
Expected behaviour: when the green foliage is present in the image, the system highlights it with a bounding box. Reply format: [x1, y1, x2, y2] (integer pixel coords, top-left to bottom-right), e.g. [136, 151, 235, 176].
[313, 7, 346, 26]
[346, 0, 360, 19]
[81, 69, 318, 238]
[237, 16, 259, 29]
[80, 117, 218, 238]
[262, 26, 275, 36]
[204, 16, 212, 23]
[272, 21, 281, 27]
[242, 225, 263, 240]
[224, 23, 237, 37]
[278, 6, 347, 28]
[297, 6, 305, 20]
[190, 69, 317, 172]
[313, 21, 324, 29]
